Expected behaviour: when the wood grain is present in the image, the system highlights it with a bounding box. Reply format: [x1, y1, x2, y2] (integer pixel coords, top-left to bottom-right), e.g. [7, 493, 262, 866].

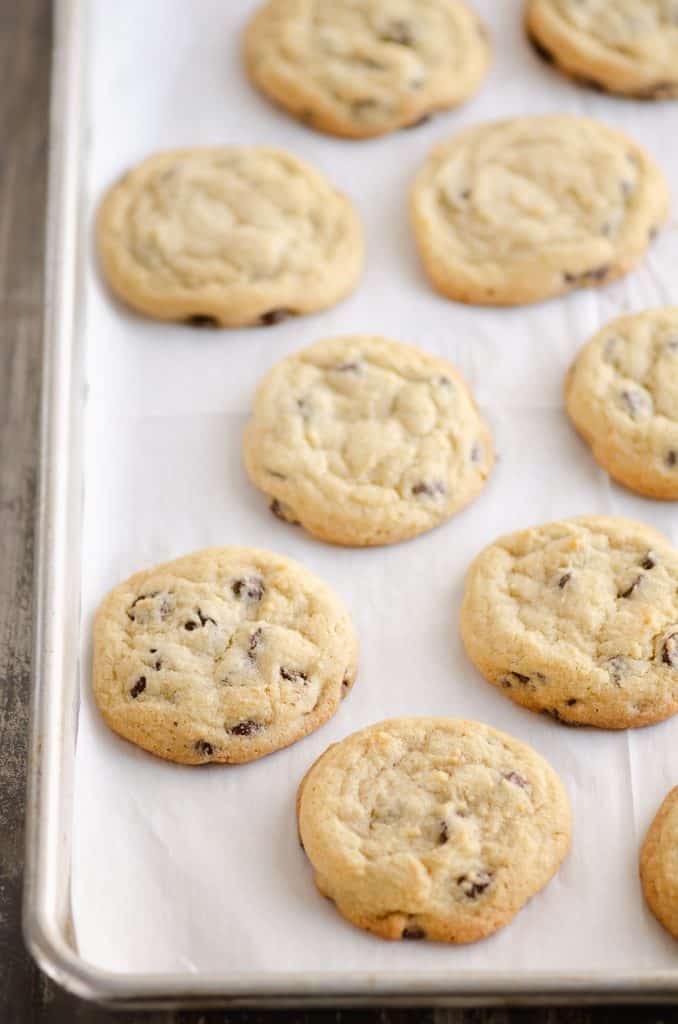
[0, 1, 677, 1020]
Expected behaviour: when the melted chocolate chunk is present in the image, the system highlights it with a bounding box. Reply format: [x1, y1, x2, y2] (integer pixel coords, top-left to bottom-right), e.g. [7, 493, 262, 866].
[662, 633, 678, 668]
[402, 925, 426, 940]
[248, 628, 263, 659]
[558, 572, 572, 589]
[195, 740, 213, 756]
[230, 720, 262, 736]
[280, 666, 308, 683]
[232, 577, 264, 601]
[185, 314, 219, 328]
[564, 265, 609, 285]
[618, 575, 643, 599]
[381, 19, 414, 46]
[411, 480, 446, 498]
[606, 656, 627, 686]
[270, 498, 300, 525]
[130, 676, 146, 698]
[259, 308, 290, 326]
[503, 771, 528, 790]
[198, 608, 217, 627]
[457, 872, 492, 899]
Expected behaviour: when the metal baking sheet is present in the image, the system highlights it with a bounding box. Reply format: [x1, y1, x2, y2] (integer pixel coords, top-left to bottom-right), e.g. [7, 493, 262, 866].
[24, 0, 678, 1007]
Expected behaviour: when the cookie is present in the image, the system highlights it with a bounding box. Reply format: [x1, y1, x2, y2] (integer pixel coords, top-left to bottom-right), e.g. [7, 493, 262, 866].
[526, 0, 678, 99]
[244, 0, 490, 139]
[297, 717, 571, 943]
[640, 787, 678, 940]
[461, 516, 678, 729]
[243, 335, 494, 546]
[96, 147, 364, 327]
[565, 308, 678, 500]
[410, 115, 669, 306]
[92, 547, 358, 764]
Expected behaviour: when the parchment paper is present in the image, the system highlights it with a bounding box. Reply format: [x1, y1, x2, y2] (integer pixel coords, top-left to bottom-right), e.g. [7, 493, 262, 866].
[72, 0, 678, 977]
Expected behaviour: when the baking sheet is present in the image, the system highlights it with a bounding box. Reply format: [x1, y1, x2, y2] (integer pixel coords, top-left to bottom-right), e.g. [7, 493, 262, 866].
[72, 0, 678, 981]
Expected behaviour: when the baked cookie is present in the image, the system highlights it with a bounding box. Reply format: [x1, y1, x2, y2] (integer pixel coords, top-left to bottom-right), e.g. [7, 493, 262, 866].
[526, 0, 678, 99]
[566, 308, 678, 500]
[640, 786, 678, 939]
[243, 335, 494, 546]
[411, 115, 669, 306]
[297, 717, 571, 942]
[244, 0, 490, 139]
[96, 147, 364, 326]
[461, 516, 678, 729]
[93, 547, 358, 764]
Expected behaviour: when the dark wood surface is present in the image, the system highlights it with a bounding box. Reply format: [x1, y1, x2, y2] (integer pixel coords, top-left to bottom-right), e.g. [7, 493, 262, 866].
[0, 1, 675, 1021]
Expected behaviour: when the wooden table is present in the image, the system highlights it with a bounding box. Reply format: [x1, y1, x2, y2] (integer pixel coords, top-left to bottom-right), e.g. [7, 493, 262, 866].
[0, 2, 675, 1020]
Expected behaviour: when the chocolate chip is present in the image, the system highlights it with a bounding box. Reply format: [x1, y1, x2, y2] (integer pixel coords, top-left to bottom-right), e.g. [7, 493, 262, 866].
[606, 656, 627, 686]
[411, 480, 446, 498]
[564, 265, 609, 285]
[503, 771, 528, 789]
[618, 575, 643, 599]
[154, 659, 162, 671]
[198, 609, 217, 626]
[641, 553, 656, 570]
[270, 498, 300, 525]
[667, 450, 678, 468]
[130, 676, 146, 698]
[159, 598, 171, 619]
[457, 872, 492, 899]
[127, 592, 159, 620]
[248, 628, 263, 659]
[439, 821, 449, 844]
[280, 667, 308, 683]
[184, 620, 198, 631]
[185, 314, 219, 328]
[380, 19, 414, 46]
[232, 577, 265, 601]
[403, 114, 432, 130]
[512, 672, 530, 684]
[566, 698, 578, 707]
[620, 388, 652, 419]
[149, 648, 157, 654]
[528, 32, 554, 64]
[662, 633, 678, 668]
[229, 720, 262, 736]
[259, 309, 290, 326]
[342, 672, 352, 694]
[402, 925, 426, 940]
[558, 572, 571, 589]
[333, 361, 361, 373]
[195, 740, 213, 756]
[460, 188, 471, 200]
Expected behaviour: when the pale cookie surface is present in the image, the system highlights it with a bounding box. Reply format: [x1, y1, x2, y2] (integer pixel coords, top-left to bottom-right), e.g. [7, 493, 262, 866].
[461, 516, 678, 729]
[243, 335, 494, 546]
[93, 547, 358, 764]
[566, 308, 678, 499]
[526, 0, 678, 98]
[297, 718, 571, 943]
[244, 0, 490, 139]
[640, 786, 678, 939]
[96, 147, 364, 326]
[411, 115, 669, 306]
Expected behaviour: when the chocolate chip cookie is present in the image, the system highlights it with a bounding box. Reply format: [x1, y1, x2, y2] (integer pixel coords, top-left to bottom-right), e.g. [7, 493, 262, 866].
[96, 147, 364, 326]
[243, 335, 494, 546]
[244, 0, 490, 139]
[93, 547, 358, 763]
[641, 786, 678, 939]
[526, 0, 678, 99]
[411, 115, 669, 306]
[297, 717, 572, 942]
[461, 516, 678, 728]
[565, 308, 678, 499]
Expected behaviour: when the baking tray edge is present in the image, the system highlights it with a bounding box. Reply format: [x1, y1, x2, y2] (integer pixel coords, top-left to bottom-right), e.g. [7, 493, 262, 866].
[20, 0, 678, 1007]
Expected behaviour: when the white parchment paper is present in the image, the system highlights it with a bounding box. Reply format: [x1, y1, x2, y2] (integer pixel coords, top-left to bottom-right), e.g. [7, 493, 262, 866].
[73, 0, 678, 978]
